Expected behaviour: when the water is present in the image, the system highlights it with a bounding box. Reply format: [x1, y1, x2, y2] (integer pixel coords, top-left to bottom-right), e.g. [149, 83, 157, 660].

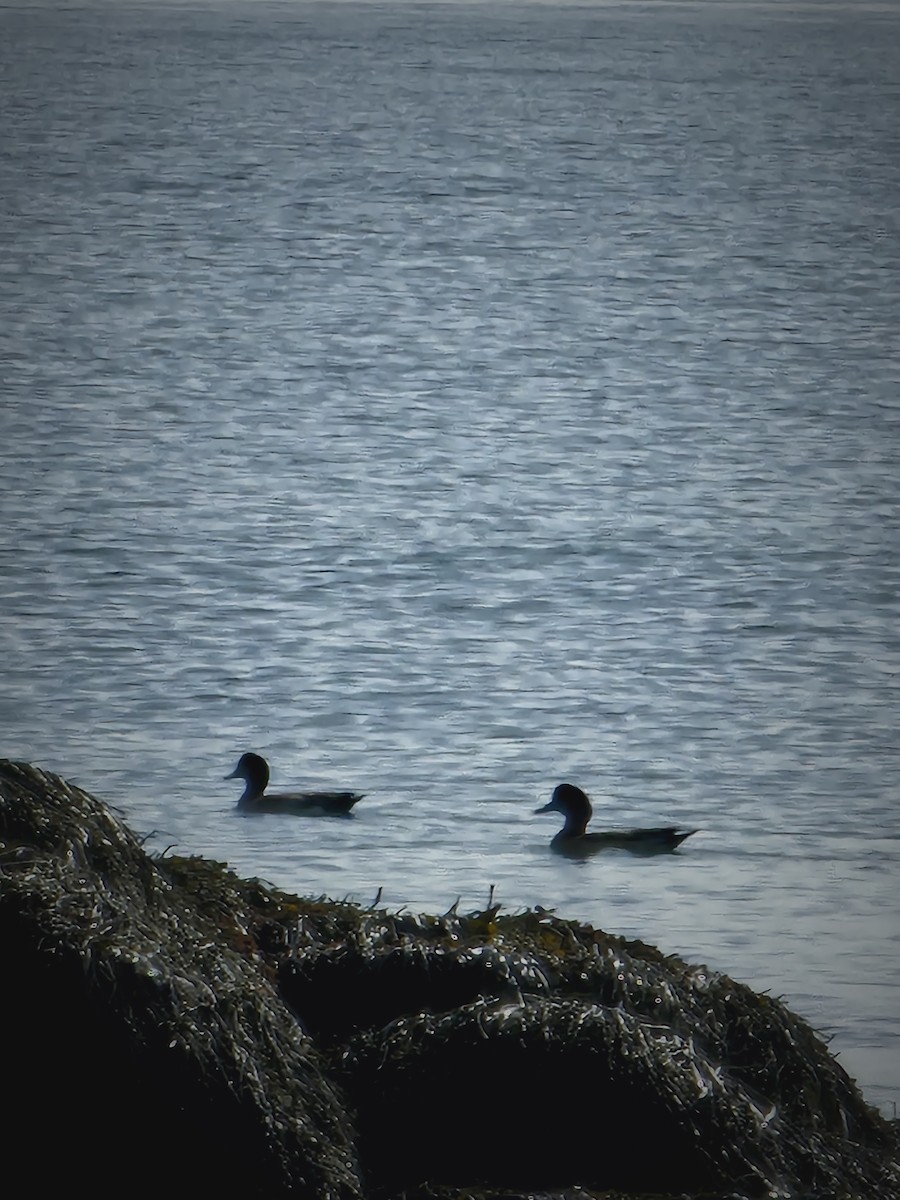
[2, 0, 899, 1115]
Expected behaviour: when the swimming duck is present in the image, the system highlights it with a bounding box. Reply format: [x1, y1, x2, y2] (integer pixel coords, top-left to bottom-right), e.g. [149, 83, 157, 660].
[225, 752, 363, 816]
[535, 783, 697, 857]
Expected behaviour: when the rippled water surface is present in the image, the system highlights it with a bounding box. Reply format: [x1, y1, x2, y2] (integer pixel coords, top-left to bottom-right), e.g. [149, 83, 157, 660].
[2, 0, 899, 1112]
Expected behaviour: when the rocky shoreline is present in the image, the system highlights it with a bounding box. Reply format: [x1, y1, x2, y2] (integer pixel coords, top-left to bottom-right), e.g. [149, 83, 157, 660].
[2, 758, 897, 1199]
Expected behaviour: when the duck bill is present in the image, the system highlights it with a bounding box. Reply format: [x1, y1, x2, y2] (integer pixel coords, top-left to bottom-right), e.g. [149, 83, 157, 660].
[534, 801, 555, 814]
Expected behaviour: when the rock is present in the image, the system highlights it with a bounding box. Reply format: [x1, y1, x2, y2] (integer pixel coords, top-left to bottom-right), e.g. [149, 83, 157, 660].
[0, 759, 362, 1199]
[2, 759, 897, 1200]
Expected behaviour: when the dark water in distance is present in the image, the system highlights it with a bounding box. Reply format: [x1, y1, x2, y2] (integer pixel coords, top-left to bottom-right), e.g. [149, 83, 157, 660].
[2, 1, 899, 1113]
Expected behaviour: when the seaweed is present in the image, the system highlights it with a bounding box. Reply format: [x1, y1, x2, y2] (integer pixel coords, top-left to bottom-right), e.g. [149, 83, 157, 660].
[1, 759, 897, 1200]
[0, 760, 362, 1200]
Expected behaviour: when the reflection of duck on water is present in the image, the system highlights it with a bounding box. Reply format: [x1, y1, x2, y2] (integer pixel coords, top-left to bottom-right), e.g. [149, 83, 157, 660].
[535, 783, 697, 857]
[225, 752, 363, 816]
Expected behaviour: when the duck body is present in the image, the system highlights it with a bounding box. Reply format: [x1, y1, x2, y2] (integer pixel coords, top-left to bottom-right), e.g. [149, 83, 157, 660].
[535, 782, 697, 857]
[225, 752, 363, 816]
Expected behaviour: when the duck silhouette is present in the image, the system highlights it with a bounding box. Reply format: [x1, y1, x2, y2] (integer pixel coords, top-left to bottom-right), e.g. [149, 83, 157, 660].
[535, 783, 697, 857]
[225, 752, 363, 816]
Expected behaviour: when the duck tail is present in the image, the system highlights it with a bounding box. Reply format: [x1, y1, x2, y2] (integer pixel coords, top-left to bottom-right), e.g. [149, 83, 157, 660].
[673, 828, 699, 847]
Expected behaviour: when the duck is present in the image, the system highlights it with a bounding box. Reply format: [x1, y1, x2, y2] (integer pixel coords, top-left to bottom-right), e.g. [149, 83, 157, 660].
[535, 782, 697, 857]
[225, 752, 363, 816]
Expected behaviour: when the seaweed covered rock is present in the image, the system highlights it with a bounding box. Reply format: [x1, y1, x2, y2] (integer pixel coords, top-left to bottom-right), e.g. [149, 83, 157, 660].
[273, 903, 899, 1198]
[0, 760, 362, 1200]
[2, 760, 897, 1200]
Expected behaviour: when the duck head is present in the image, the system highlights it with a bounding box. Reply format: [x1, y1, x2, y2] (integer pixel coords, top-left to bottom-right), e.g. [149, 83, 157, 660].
[225, 752, 269, 803]
[534, 783, 593, 837]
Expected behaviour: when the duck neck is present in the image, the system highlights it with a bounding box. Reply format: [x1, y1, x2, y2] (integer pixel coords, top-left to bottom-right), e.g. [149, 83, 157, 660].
[237, 781, 264, 808]
[561, 811, 589, 838]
